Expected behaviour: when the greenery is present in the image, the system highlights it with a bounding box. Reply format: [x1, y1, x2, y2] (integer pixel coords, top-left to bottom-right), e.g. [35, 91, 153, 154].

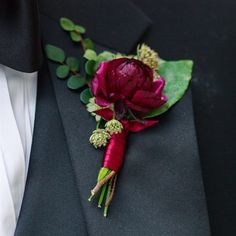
[56, 65, 70, 79]
[80, 88, 93, 104]
[84, 49, 97, 61]
[44, 44, 65, 63]
[66, 57, 80, 71]
[145, 59, 193, 117]
[60, 17, 93, 51]
[67, 75, 86, 90]
[83, 38, 94, 50]
[60, 17, 74, 31]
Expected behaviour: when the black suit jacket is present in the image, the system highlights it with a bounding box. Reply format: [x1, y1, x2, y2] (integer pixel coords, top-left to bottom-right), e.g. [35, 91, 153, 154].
[1, 0, 210, 235]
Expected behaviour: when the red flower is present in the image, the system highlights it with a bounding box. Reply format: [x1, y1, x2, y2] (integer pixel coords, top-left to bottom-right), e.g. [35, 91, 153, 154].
[91, 58, 167, 114]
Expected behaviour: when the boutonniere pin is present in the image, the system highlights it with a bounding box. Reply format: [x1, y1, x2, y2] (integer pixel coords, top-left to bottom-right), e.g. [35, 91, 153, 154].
[45, 17, 193, 217]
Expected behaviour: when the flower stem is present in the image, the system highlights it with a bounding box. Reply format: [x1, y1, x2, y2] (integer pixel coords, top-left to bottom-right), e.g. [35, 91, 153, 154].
[104, 177, 113, 217]
[88, 169, 111, 203]
[105, 175, 117, 207]
[96, 120, 101, 129]
[91, 171, 116, 197]
[88, 194, 93, 202]
[98, 182, 108, 208]
[127, 108, 145, 123]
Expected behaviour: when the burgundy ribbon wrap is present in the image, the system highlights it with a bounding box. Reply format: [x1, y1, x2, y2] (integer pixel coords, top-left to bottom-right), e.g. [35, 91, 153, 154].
[102, 130, 127, 172]
[96, 109, 158, 173]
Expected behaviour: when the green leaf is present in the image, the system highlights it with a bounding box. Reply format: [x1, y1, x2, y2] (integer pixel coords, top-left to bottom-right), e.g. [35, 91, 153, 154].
[80, 88, 93, 104]
[85, 60, 96, 76]
[70, 31, 82, 42]
[66, 57, 80, 71]
[67, 75, 86, 90]
[97, 51, 115, 63]
[145, 60, 193, 118]
[56, 65, 69, 79]
[60, 17, 74, 31]
[44, 44, 65, 63]
[74, 24, 86, 34]
[84, 38, 94, 50]
[83, 49, 97, 61]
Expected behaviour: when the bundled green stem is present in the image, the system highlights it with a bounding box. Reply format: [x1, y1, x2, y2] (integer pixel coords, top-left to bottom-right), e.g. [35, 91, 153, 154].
[88, 167, 118, 217]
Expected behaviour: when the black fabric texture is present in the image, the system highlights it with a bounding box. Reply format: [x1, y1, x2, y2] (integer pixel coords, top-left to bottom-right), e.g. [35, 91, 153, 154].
[130, 0, 236, 235]
[0, 0, 211, 235]
[15, 62, 88, 236]
[38, 0, 151, 53]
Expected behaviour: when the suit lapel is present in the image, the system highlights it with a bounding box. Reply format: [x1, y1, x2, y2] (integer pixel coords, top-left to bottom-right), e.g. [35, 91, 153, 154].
[38, 0, 152, 53]
[40, 4, 153, 226]
[40, 6, 209, 235]
[15, 63, 88, 235]
[16, 1, 153, 234]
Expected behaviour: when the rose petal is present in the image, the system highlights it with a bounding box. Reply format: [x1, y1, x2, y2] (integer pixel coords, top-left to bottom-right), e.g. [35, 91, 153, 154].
[121, 79, 138, 98]
[121, 119, 158, 132]
[91, 76, 99, 95]
[107, 58, 128, 93]
[125, 100, 151, 113]
[152, 77, 165, 95]
[91, 61, 109, 97]
[95, 108, 114, 120]
[131, 90, 167, 109]
[127, 120, 158, 132]
[95, 96, 111, 107]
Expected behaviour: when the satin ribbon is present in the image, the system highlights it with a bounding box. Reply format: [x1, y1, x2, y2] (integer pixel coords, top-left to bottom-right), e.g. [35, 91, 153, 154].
[102, 130, 127, 172]
[96, 107, 158, 172]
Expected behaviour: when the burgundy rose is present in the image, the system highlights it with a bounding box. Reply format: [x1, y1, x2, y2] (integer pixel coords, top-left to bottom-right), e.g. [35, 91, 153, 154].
[91, 58, 167, 114]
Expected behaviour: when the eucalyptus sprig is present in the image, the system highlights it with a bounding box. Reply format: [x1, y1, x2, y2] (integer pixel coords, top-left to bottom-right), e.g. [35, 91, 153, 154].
[45, 17, 97, 101]
[45, 18, 116, 101]
[60, 17, 94, 52]
[45, 44, 87, 90]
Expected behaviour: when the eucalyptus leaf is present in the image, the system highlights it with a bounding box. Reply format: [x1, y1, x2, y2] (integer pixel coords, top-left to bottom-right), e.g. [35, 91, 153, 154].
[84, 38, 94, 50]
[56, 65, 70, 79]
[80, 88, 93, 104]
[145, 60, 193, 118]
[94, 51, 116, 70]
[84, 49, 97, 61]
[70, 31, 82, 42]
[44, 44, 65, 63]
[97, 51, 115, 63]
[60, 17, 74, 31]
[85, 60, 96, 76]
[67, 75, 86, 90]
[66, 57, 80, 71]
[74, 24, 86, 34]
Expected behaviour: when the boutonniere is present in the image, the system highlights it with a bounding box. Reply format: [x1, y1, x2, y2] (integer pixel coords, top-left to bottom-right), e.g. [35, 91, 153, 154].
[45, 17, 193, 217]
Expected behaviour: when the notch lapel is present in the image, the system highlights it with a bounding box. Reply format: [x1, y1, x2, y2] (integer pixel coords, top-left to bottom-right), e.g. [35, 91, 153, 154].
[15, 63, 88, 235]
[16, 1, 154, 234]
[40, 4, 210, 235]
[39, 0, 152, 53]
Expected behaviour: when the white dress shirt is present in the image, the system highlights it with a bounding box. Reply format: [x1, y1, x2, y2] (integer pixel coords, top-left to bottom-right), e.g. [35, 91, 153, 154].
[0, 64, 37, 236]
